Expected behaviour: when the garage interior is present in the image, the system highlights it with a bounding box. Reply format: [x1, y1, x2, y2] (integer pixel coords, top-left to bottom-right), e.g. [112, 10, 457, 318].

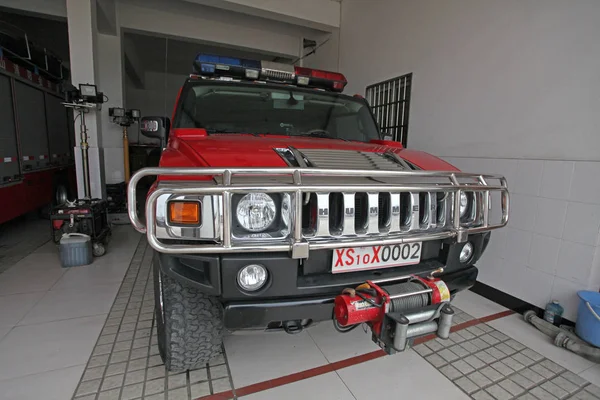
[0, 0, 599, 399]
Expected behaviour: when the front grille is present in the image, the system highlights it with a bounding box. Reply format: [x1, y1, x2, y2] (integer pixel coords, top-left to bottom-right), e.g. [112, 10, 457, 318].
[354, 192, 367, 233]
[303, 190, 451, 238]
[329, 193, 344, 233]
[378, 193, 391, 229]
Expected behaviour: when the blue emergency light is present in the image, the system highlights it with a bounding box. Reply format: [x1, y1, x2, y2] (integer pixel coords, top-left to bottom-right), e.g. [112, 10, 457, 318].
[194, 54, 261, 80]
[192, 53, 347, 92]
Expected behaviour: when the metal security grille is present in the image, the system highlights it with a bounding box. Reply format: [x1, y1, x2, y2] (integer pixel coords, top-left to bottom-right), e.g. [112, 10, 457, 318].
[366, 73, 412, 147]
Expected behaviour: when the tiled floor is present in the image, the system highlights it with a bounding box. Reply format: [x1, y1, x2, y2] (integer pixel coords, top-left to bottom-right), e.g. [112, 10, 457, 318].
[0, 223, 142, 399]
[0, 216, 51, 274]
[72, 239, 235, 400]
[414, 322, 595, 399]
[0, 221, 598, 400]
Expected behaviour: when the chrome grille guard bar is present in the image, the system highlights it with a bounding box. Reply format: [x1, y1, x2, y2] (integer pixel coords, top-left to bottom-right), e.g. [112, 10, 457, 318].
[127, 167, 509, 258]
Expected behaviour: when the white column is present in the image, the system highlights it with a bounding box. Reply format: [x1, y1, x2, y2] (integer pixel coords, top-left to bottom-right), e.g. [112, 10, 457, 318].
[66, 0, 105, 198]
[96, 1, 125, 185]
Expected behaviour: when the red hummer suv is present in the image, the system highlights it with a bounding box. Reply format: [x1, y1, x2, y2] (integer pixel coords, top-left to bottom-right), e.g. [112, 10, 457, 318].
[128, 54, 509, 371]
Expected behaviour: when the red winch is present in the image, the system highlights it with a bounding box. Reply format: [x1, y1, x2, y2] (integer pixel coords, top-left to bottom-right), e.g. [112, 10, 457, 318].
[333, 274, 455, 354]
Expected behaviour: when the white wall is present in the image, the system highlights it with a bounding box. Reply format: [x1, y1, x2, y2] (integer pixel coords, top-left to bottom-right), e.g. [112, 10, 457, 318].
[340, 0, 600, 161]
[118, 0, 303, 59]
[125, 71, 185, 144]
[303, 31, 340, 72]
[338, 0, 600, 320]
[445, 156, 600, 321]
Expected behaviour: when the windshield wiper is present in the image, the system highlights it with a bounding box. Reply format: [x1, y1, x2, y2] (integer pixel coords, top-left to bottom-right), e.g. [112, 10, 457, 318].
[205, 129, 239, 133]
[205, 129, 259, 137]
[296, 132, 349, 141]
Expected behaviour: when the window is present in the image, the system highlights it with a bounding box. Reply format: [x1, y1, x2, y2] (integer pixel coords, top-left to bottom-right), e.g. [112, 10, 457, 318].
[366, 73, 412, 146]
[175, 81, 380, 142]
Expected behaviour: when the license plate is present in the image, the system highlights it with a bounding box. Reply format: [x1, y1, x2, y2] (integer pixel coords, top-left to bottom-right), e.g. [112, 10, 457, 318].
[331, 243, 422, 274]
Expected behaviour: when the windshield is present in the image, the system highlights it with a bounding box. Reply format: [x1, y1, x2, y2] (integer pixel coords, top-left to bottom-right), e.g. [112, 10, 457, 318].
[174, 82, 380, 142]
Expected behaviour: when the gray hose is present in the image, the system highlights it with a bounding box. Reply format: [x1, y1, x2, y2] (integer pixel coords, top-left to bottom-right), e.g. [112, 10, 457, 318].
[523, 311, 581, 342]
[555, 332, 600, 363]
[523, 310, 600, 362]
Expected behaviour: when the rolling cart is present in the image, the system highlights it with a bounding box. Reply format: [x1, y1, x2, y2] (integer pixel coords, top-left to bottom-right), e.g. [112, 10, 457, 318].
[51, 198, 111, 256]
[52, 86, 111, 258]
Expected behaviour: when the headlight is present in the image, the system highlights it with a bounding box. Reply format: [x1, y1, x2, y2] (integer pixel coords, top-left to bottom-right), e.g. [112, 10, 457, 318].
[237, 264, 268, 291]
[236, 193, 277, 232]
[459, 192, 469, 217]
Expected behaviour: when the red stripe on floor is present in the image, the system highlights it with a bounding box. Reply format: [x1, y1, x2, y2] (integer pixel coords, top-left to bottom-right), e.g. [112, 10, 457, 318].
[198, 309, 515, 400]
[477, 309, 515, 323]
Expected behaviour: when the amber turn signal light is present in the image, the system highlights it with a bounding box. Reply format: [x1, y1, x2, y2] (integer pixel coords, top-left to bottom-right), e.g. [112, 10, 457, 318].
[168, 201, 200, 225]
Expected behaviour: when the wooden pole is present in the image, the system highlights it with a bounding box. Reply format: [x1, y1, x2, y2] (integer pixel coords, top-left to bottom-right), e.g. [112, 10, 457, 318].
[123, 126, 130, 184]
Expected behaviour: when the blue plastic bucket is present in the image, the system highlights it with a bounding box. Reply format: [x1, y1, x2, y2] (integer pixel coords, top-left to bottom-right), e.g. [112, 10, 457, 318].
[576, 291, 600, 347]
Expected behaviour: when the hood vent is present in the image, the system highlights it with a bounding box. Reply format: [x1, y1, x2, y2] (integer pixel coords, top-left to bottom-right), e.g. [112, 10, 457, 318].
[296, 148, 411, 171]
[274, 148, 418, 171]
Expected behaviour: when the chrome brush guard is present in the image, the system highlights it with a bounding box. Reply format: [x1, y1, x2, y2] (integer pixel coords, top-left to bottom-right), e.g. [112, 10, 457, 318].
[128, 167, 509, 258]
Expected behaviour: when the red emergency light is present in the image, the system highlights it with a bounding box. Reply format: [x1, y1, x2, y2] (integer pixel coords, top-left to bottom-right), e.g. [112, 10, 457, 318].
[294, 66, 348, 92]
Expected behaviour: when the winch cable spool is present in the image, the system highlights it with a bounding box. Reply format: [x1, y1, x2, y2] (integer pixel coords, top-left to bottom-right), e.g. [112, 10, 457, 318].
[386, 281, 430, 312]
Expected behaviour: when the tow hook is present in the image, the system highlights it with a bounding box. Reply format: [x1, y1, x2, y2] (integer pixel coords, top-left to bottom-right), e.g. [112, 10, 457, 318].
[283, 320, 304, 334]
[428, 267, 445, 279]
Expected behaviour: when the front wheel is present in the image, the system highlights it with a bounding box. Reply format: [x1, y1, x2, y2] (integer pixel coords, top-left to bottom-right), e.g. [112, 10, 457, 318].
[153, 258, 224, 371]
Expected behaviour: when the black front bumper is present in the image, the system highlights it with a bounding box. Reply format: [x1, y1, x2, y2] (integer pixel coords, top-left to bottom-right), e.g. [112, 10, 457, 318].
[222, 265, 478, 330]
[156, 233, 488, 331]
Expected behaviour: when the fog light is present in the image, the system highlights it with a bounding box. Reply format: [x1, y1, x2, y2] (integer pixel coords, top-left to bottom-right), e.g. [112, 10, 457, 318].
[459, 242, 474, 263]
[237, 264, 268, 291]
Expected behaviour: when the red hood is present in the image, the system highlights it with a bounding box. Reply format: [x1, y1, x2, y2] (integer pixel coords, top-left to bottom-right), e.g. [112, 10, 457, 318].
[159, 134, 458, 171]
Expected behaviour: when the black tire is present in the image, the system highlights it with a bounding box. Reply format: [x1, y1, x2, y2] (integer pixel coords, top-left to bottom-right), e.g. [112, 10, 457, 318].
[55, 183, 68, 206]
[153, 259, 224, 371]
[40, 177, 69, 219]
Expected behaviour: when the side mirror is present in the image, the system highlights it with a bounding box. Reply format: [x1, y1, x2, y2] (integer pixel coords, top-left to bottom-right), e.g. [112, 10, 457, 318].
[141, 116, 170, 140]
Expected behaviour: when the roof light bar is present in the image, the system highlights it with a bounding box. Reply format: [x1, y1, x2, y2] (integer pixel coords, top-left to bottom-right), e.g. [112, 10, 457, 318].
[294, 67, 348, 92]
[193, 54, 261, 80]
[260, 61, 295, 83]
[191, 53, 347, 92]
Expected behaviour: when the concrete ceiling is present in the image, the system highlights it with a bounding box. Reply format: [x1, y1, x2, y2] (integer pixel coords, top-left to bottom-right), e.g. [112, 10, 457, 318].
[123, 30, 293, 83]
[181, 0, 340, 32]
